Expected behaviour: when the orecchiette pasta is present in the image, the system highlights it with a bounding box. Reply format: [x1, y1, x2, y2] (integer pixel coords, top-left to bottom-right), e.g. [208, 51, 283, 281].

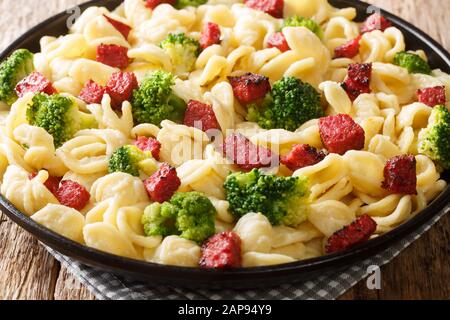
[208, 196, 234, 223]
[320, 81, 352, 115]
[237, 120, 323, 156]
[177, 144, 232, 198]
[134, 4, 195, 45]
[343, 151, 386, 197]
[359, 27, 405, 63]
[233, 212, 273, 253]
[32, 204, 85, 242]
[83, 15, 131, 52]
[204, 81, 238, 132]
[1, 165, 59, 216]
[323, 17, 359, 52]
[308, 200, 355, 237]
[303, 238, 325, 259]
[371, 62, 415, 104]
[272, 222, 322, 248]
[69, 59, 118, 86]
[150, 235, 201, 267]
[242, 252, 295, 267]
[371, 195, 413, 232]
[87, 95, 134, 137]
[56, 129, 128, 174]
[13, 124, 68, 176]
[83, 222, 139, 259]
[90, 172, 149, 205]
[121, 0, 152, 29]
[91, 204, 163, 250]
[294, 154, 348, 200]
[271, 242, 307, 260]
[40, 34, 88, 62]
[62, 171, 105, 191]
[69, 6, 109, 34]
[0, 130, 33, 176]
[157, 120, 209, 166]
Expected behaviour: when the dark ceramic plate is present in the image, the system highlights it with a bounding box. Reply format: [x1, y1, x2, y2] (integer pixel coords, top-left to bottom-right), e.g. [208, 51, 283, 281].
[1, 0, 449, 289]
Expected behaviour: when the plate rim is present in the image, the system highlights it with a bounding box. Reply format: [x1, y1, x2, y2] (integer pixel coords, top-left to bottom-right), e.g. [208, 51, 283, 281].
[1, 0, 449, 287]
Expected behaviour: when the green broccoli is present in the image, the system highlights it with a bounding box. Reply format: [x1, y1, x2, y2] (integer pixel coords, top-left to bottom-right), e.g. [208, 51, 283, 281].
[0, 49, 34, 106]
[247, 76, 324, 131]
[26, 93, 97, 147]
[224, 169, 311, 226]
[141, 202, 178, 237]
[283, 16, 323, 39]
[175, 0, 207, 9]
[108, 145, 158, 177]
[160, 33, 200, 75]
[394, 52, 431, 75]
[141, 191, 216, 243]
[131, 70, 187, 125]
[418, 105, 450, 169]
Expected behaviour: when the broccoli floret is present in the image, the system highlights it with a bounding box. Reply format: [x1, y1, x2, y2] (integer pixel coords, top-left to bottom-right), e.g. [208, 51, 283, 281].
[224, 169, 310, 226]
[247, 76, 323, 131]
[141, 202, 178, 237]
[0, 49, 34, 106]
[160, 33, 200, 75]
[108, 145, 158, 177]
[142, 191, 217, 243]
[418, 105, 450, 169]
[430, 105, 450, 124]
[131, 70, 187, 125]
[175, 0, 207, 9]
[26, 93, 97, 147]
[394, 52, 431, 75]
[283, 16, 323, 39]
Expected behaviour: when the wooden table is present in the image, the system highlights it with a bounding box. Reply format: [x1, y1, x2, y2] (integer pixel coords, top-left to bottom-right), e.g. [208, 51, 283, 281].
[0, 0, 449, 300]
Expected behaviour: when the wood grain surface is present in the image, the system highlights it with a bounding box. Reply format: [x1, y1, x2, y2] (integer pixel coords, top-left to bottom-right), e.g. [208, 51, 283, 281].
[0, 0, 449, 300]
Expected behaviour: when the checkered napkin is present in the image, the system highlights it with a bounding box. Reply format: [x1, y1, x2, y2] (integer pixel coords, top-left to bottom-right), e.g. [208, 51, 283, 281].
[47, 205, 449, 300]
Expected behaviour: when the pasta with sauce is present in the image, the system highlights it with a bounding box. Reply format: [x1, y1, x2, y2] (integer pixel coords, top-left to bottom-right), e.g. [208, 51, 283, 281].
[0, 0, 448, 268]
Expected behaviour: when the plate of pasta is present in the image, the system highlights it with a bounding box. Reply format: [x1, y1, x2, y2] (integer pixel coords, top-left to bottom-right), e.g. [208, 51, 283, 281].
[0, 0, 449, 288]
